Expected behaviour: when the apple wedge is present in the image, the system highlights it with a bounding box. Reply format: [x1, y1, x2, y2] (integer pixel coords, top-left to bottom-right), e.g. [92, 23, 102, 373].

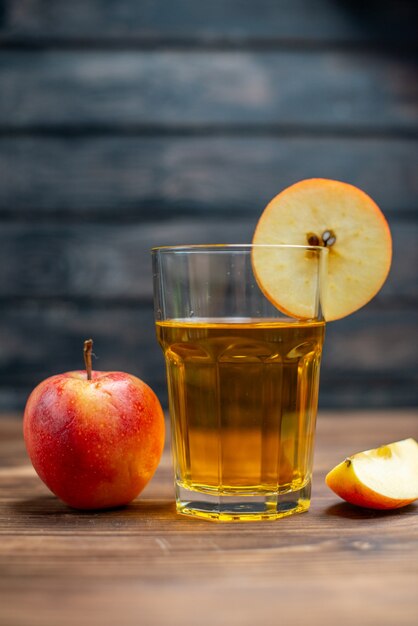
[252, 178, 392, 321]
[325, 438, 418, 510]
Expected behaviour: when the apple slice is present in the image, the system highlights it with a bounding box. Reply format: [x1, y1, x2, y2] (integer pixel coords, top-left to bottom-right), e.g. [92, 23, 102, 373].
[252, 178, 392, 320]
[325, 438, 418, 510]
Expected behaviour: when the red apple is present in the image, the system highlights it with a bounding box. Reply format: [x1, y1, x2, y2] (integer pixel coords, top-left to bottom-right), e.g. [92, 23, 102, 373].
[23, 340, 165, 510]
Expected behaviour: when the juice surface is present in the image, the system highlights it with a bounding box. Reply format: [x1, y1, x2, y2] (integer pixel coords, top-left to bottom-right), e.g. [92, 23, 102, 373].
[156, 318, 325, 497]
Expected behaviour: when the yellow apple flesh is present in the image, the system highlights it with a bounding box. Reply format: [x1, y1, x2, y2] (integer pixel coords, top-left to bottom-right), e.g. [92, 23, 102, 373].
[325, 438, 418, 510]
[252, 178, 392, 321]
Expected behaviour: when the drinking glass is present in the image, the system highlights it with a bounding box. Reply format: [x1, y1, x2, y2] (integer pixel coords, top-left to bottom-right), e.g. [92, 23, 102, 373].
[152, 244, 328, 522]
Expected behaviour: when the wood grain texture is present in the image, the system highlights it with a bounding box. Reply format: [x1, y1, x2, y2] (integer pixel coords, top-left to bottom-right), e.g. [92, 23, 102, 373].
[1, 136, 417, 215]
[1, 0, 417, 45]
[0, 412, 417, 626]
[0, 0, 417, 413]
[0, 303, 417, 410]
[1, 50, 417, 129]
[0, 220, 415, 300]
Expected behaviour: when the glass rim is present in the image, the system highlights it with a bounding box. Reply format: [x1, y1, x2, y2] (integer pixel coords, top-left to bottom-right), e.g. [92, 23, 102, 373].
[151, 243, 328, 253]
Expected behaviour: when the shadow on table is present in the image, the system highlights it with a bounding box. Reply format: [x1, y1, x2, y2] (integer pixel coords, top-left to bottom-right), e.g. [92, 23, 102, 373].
[325, 502, 417, 519]
[13, 494, 417, 526]
[10, 495, 177, 521]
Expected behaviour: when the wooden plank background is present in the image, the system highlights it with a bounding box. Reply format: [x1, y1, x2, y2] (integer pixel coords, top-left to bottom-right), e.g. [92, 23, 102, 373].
[0, 0, 417, 411]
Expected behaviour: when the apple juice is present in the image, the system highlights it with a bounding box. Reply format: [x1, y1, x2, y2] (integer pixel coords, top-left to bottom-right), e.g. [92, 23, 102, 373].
[157, 318, 325, 509]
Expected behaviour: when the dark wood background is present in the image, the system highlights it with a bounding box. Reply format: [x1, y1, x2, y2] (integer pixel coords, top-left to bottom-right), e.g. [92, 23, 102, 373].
[0, 0, 417, 411]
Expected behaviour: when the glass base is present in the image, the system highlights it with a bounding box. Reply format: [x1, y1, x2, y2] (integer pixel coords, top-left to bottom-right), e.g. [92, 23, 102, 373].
[175, 481, 311, 522]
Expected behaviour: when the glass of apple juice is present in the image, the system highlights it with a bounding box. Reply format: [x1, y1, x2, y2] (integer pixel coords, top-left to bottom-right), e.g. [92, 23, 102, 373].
[152, 244, 328, 522]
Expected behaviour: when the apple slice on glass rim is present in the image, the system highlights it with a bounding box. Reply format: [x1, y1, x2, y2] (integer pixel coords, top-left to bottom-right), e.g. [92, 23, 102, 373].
[252, 178, 392, 321]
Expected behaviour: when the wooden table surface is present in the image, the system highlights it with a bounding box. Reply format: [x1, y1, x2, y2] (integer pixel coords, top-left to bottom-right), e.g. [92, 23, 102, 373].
[1, 411, 417, 626]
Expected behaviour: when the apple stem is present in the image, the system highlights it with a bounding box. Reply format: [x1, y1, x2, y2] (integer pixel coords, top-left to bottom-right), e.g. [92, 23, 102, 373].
[83, 339, 93, 381]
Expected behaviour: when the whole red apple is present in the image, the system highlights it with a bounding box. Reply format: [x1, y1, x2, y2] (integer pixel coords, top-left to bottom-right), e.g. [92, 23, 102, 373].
[23, 340, 165, 510]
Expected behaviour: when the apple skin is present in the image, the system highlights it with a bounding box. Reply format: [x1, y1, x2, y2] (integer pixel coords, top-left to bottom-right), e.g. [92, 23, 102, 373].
[326, 459, 414, 510]
[252, 178, 392, 321]
[325, 439, 418, 510]
[23, 370, 165, 510]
